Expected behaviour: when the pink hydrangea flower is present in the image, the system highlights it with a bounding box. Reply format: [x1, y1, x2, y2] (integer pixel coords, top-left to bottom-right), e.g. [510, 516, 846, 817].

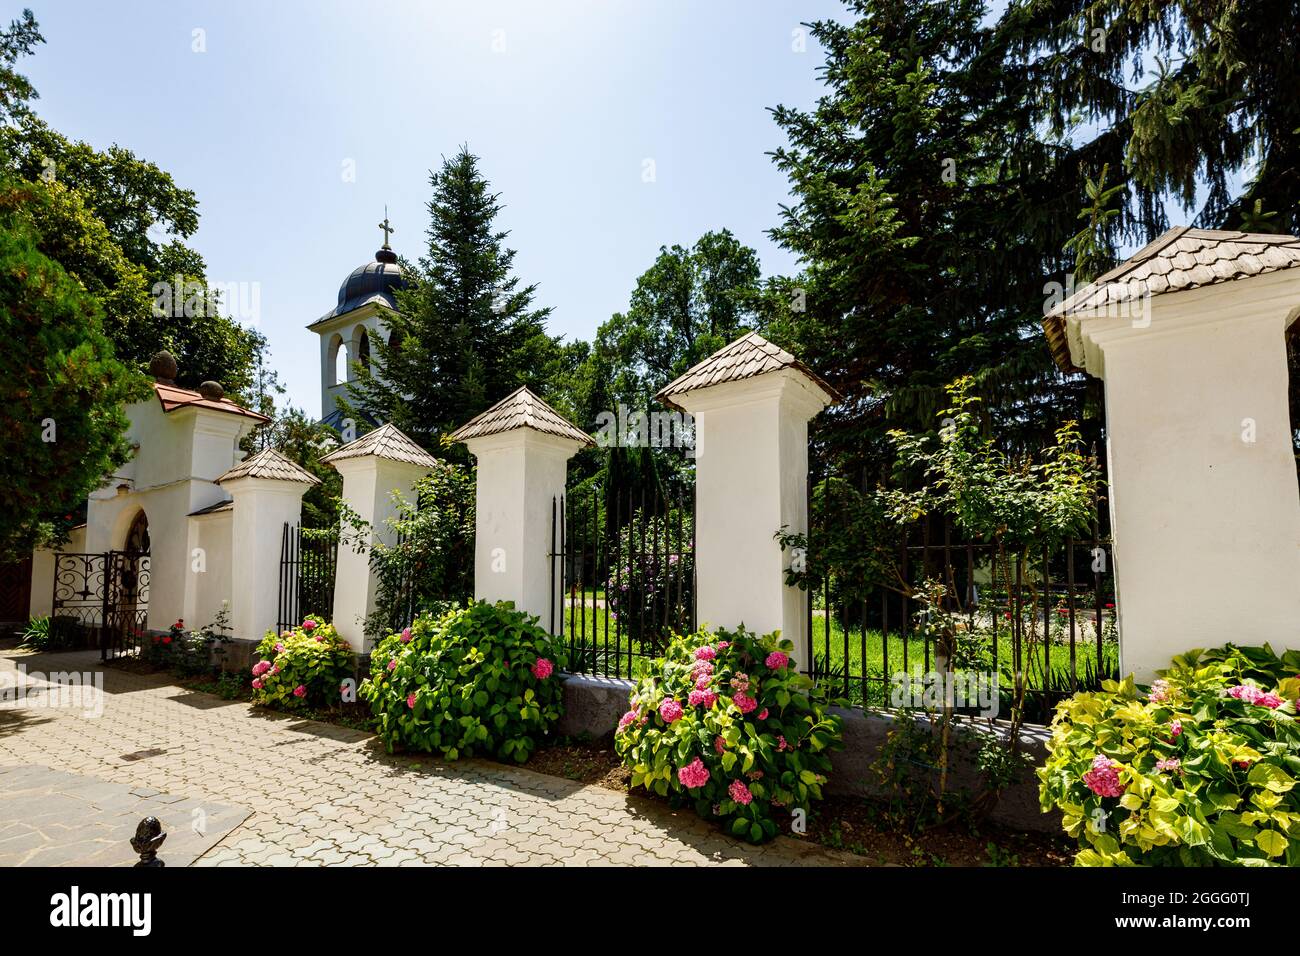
[251, 678, 263, 690]
[1155, 758, 1181, 772]
[1169, 719, 1183, 741]
[302, 619, 316, 632]
[1082, 754, 1125, 798]
[271, 665, 281, 674]
[279, 632, 291, 640]
[728, 779, 753, 805]
[275, 642, 285, 653]
[658, 698, 684, 723]
[777, 735, 788, 751]
[757, 708, 769, 720]
[695, 675, 712, 691]
[732, 691, 757, 715]
[691, 660, 714, 680]
[716, 642, 729, 651]
[694, 645, 716, 662]
[1228, 684, 1284, 708]
[714, 735, 726, 755]
[293, 685, 306, 698]
[677, 757, 710, 789]
[400, 627, 412, 643]
[406, 692, 417, 709]
[618, 710, 638, 731]
[688, 688, 717, 708]
[765, 651, 789, 670]
[531, 658, 554, 680]
[252, 660, 271, 677]
[730, 673, 750, 692]
[1147, 679, 1170, 703]
[387, 658, 397, 672]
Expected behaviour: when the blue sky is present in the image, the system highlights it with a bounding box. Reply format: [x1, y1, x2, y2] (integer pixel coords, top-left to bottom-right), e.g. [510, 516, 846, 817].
[13, 0, 851, 416]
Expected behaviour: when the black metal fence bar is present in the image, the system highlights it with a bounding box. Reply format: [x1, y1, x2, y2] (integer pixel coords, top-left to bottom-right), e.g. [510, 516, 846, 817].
[277, 523, 338, 635]
[806, 501, 1118, 724]
[550, 483, 696, 680]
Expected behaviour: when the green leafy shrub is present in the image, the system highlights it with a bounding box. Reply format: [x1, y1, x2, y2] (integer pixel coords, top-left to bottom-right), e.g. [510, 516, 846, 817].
[250, 616, 353, 710]
[1039, 644, 1300, 866]
[614, 626, 843, 843]
[359, 601, 567, 762]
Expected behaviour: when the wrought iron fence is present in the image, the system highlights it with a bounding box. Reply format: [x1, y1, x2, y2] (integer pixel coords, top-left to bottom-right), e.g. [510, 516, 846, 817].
[804, 506, 1118, 724]
[277, 523, 338, 634]
[551, 483, 696, 679]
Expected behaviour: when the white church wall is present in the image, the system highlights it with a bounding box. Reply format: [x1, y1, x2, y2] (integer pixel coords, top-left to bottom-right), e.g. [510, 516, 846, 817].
[186, 510, 233, 632]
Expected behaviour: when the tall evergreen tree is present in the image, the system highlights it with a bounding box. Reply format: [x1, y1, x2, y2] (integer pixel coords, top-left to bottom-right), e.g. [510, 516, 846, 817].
[346, 146, 557, 449]
[766, 0, 1300, 482]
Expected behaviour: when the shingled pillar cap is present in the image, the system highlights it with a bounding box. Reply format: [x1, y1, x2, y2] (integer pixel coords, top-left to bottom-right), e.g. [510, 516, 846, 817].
[448, 387, 595, 447]
[653, 331, 839, 411]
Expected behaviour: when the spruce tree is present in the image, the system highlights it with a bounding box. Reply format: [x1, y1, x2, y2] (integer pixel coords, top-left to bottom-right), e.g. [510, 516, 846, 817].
[345, 146, 557, 449]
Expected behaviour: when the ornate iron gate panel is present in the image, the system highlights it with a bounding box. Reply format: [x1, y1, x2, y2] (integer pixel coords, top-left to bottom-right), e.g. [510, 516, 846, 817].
[104, 551, 149, 661]
[51, 551, 149, 659]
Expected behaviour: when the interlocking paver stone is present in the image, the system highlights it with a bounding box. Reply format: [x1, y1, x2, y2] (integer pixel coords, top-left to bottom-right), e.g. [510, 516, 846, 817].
[1, 648, 862, 867]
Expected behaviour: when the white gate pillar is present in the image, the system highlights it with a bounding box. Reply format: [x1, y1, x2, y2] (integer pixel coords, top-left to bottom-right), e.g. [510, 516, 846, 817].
[216, 450, 319, 644]
[656, 333, 837, 670]
[450, 388, 593, 634]
[1046, 229, 1300, 681]
[322, 423, 438, 652]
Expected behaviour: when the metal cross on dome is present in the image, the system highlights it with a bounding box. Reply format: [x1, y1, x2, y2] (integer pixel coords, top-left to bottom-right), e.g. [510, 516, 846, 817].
[378, 207, 395, 249]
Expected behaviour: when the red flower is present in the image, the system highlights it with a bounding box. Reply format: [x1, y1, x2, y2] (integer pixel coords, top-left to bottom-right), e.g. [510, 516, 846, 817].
[162, 636, 172, 644]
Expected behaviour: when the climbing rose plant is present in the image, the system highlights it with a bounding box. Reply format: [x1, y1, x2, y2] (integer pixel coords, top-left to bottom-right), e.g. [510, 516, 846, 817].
[1039, 644, 1300, 866]
[360, 601, 567, 763]
[250, 616, 353, 710]
[615, 626, 843, 843]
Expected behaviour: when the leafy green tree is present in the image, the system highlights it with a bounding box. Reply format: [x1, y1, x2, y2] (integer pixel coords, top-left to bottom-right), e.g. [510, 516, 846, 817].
[0, 178, 149, 558]
[767, 0, 1300, 481]
[589, 229, 762, 409]
[345, 146, 558, 449]
[0, 8, 39, 124]
[0, 12, 269, 397]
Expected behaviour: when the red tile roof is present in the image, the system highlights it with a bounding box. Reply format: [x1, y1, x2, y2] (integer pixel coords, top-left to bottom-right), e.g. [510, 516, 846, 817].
[154, 383, 270, 423]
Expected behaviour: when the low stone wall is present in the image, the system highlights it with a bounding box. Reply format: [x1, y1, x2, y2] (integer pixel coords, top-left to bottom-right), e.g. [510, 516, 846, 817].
[555, 671, 1059, 834]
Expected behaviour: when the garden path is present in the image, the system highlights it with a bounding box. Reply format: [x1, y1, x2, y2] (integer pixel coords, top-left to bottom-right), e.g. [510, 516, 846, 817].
[0, 648, 860, 867]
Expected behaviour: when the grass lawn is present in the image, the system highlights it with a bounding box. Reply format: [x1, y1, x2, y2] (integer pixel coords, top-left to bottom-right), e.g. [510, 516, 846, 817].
[560, 602, 1119, 717]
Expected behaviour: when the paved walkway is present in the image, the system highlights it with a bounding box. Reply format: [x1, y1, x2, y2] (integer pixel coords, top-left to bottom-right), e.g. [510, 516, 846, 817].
[0, 648, 860, 867]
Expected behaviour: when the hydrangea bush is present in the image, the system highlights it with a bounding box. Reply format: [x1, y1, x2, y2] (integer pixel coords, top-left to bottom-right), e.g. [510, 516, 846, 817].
[1039, 644, 1300, 866]
[614, 626, 843, 843]
[359, 601, 567, 763]
[250, 616, 354, 710]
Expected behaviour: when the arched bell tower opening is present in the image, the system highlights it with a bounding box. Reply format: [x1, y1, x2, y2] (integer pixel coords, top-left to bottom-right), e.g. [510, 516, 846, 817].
[308, 214, 407, 427]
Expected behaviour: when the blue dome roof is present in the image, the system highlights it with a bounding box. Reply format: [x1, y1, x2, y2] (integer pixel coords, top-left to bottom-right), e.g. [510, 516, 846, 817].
[313, 248, 406, 324]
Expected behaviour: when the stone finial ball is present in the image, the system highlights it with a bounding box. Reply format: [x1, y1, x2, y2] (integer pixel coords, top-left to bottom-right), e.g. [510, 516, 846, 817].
[148, 351, 178, 381]
[197, 380, 225, 401]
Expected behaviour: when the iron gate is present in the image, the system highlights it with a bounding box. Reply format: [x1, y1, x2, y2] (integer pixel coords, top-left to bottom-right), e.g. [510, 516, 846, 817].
[51, 551, 150, 660]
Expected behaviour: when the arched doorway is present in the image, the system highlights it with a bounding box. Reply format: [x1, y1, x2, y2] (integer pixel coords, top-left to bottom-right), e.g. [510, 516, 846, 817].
[124, 509, 150, 555]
